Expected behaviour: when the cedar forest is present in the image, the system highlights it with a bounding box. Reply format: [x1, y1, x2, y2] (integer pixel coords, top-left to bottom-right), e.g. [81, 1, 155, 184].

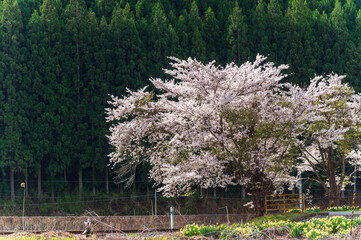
[0, 0, 360, 203]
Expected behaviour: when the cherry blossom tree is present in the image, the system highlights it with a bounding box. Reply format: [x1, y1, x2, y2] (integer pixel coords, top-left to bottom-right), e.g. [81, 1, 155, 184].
[106, 55, 301, 216]
[294, 74, 361, 206]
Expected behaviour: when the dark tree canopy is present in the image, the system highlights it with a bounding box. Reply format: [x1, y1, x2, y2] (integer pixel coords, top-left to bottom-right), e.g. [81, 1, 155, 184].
[0, 0, 360, 201]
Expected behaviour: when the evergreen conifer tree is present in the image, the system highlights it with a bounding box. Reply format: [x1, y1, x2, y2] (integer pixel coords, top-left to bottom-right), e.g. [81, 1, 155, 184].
[0, 0, 26, 201]
[227, 1, 249, 64]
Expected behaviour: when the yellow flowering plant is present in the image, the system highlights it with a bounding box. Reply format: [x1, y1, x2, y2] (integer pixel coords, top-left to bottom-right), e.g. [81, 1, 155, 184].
[181, 216, 361, 239]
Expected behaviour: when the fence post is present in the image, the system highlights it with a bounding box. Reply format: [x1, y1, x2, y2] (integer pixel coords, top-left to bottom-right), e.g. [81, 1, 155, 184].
[302, 193, 305, 212]
[129, 217, 132, 230]
[170, 207, 174, 230]
[225, 206, 229, 225]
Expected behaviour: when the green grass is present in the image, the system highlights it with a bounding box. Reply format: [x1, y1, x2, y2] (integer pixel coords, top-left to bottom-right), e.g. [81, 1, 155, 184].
[327, 205, 361, 212]
[247, 213, 308, 225]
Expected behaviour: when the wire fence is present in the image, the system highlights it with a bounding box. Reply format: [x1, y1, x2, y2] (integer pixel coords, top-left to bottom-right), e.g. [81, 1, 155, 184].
[0, 193, 360, 217]
[2, 179, 361, 219]
[0, 192, 255, 217]
[0, 213, 253, 232]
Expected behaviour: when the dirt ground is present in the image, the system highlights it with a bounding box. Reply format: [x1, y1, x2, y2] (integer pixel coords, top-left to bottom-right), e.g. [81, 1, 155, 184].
[3, 226, 361, 239]
[0, 231, 186, 240]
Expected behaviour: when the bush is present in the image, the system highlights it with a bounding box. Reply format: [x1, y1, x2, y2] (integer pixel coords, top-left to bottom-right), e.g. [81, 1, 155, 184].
[288, 209, 301, 213]
[328, 205, 351, 212]
[305, 207, 321, 213]
[180, 223, 200, 236]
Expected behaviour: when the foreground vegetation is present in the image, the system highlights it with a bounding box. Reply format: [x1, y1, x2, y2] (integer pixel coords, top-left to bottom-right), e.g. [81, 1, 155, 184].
[180, 207, 361, 239]
[181, 216, 361, 239]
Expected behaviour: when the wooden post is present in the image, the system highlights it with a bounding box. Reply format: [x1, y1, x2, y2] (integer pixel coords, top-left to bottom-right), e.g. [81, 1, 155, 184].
[225, 206, 229, 225]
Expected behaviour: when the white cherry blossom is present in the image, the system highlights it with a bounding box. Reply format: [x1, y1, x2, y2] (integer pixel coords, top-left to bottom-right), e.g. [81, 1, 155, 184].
[106, 55, 298, 217]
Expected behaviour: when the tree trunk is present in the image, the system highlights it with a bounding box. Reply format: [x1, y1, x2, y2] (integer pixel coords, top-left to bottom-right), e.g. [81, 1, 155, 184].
[250, 190, 266, 217]
[10, 167, 14, 201]
[64, 168, 67, 183]
[327, 171, 341, 206]
[37, 165, 42, 198]
[237, 31, 240, 64]
[326, 148, 340, 206]
[105, 167, 109, 194]
[78, 166, 83, 199]
[51, 178, 55, 201]
[92, 165, 95, 195]
[243, 171, 274, 217]
[1, 177, 3, 198]
[328, 185, 341, 207]
[147, 186, 150, 202]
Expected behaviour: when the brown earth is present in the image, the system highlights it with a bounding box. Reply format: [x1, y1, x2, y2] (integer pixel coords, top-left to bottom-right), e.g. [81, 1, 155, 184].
[2, 226, 361, 239]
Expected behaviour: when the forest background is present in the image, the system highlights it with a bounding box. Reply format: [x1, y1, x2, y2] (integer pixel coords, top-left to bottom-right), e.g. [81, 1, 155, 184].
[0, 0, 360, 215]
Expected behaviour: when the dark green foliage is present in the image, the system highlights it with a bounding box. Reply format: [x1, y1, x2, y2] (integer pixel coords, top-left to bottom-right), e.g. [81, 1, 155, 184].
[203, 7, 221, 63]
[251, 0, 268, 56]
[0, 0, 26, 200]
[0, 0, 361, 201]
[227, 1, 248, 64]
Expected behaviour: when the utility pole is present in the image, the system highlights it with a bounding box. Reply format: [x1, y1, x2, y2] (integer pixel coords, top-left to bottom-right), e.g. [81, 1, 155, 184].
[21, 182, 25, 231]
[356, 124, 360, 195]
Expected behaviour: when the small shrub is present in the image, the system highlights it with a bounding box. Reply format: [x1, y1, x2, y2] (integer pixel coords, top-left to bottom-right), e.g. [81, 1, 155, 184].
[290, 222, 304, 238]
[328, 205, 351, 212]
[342, 205, 351, 211]
[288, 209, 301, 213]
[305, 207, 321, 213]
[199, 225, 221, 237]
[304, 228, 330, 240]
[180, 223, 200, 236]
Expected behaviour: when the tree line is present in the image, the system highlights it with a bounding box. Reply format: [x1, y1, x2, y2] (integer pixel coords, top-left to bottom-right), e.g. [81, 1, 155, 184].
[0, 0, 360, 200]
